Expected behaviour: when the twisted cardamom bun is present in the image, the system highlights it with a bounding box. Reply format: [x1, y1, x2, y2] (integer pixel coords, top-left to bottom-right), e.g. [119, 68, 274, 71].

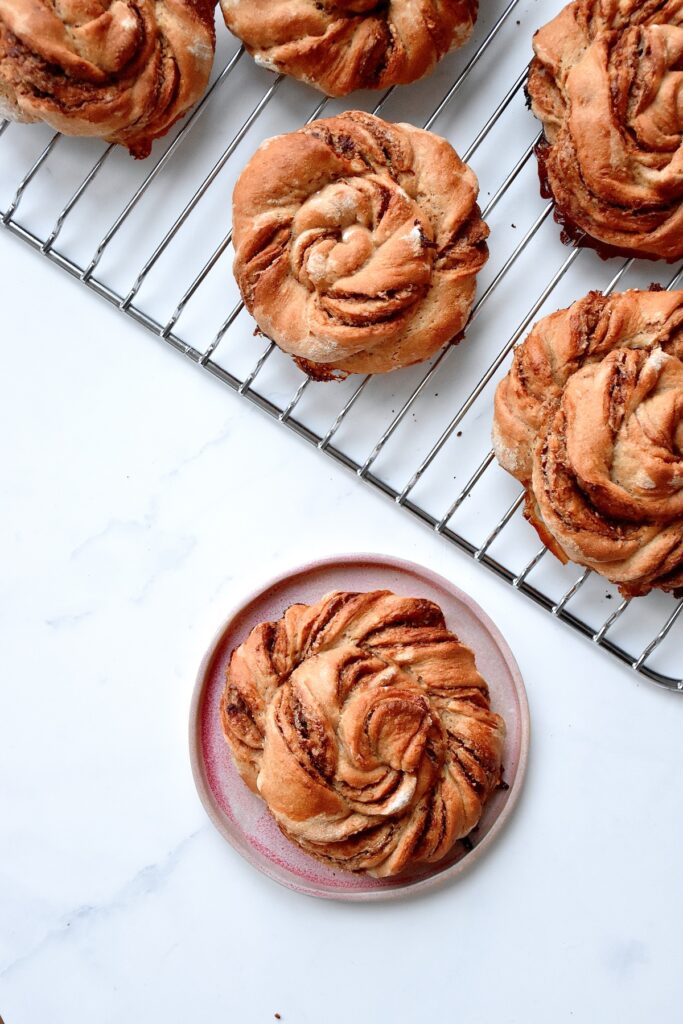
[232, 112, 488, 378]
[221, 590, 505, 877]
[0, 0, 215, 157]
[220, 0, 478, 96]
[493, 289, 683, 597]
[528, 0, 683, 261]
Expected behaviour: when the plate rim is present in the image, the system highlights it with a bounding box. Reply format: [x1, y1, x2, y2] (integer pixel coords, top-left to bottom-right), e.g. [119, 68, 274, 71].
[188, 552, 531, 901]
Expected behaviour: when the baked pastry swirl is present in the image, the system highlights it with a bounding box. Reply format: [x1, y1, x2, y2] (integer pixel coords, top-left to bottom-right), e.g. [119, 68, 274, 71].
[232, 111, 488, 377]
[220, 0, 478, 96]
[221, 590, 505, 877]
[528, 0, 683, 261]
[493, 289, 683, 596]
[0, 0, 215, 157]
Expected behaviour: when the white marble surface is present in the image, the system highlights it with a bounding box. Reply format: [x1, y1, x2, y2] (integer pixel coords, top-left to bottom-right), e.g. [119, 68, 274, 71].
[2, 232, 683, 1024]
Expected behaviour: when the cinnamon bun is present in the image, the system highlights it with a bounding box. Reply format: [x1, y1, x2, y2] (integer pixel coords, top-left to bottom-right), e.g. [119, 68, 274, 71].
[221, 589, 505, 877]
[232, 111, 488, 377]
[493, 289, 683, 596]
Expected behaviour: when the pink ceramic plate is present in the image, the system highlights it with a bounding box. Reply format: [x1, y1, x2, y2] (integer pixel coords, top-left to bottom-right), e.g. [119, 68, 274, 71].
[189, 554, 530, 901]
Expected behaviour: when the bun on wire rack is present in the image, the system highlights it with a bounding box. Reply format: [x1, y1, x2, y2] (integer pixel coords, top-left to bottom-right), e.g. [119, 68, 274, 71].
[0, 0, 216, 157]
[493, 288, 683, 597]
[221, 0, 479, 96]
[231, 111, 488, 378]
[528, 0, 683, 261]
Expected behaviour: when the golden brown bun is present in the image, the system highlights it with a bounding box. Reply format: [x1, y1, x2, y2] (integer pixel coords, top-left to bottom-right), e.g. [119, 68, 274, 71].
[220, 0, 478, 96]
[220, 589, 505, 877]
[232, 111, 488, 378]
[0, 0, 215, 157]
[493, 289, 683, 597]
[527, 0, 683, 261]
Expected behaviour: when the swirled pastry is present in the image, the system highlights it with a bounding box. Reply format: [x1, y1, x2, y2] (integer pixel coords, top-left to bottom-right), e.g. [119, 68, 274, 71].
[0, 0, 215, 157]
[220, 0, 478, 96]
[221, 590, 505, 877]
[493, 289, 683, 596]
[232, 112, 488, 377]
[528, 0, 683, 261]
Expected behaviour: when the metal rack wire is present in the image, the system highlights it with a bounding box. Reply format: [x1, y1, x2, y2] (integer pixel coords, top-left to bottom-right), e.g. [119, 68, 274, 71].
[2, 0, 682, 691]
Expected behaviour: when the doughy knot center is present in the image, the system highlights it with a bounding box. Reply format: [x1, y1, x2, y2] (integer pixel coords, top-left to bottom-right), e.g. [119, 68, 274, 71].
[289, 176, 435, 325]
[261, 646, 444, 821]
[340, 669, 434, 775]
[561, 347, 683, 520]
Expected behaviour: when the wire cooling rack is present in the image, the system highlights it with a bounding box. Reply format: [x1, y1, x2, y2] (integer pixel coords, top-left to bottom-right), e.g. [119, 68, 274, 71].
[2, 0, 682, 691]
